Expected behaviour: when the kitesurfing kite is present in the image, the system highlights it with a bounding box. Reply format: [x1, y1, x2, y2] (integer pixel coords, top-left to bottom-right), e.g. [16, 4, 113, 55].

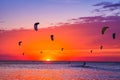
[100, 45, 103, 50]
[22, 52, 24, 55]
[40, 51, 43, 54]
[34, 22, 39, 31]
[90, 50, 93, 53]
[101, 26, 109, 35]
[50, 34, 54, 41]
[112, 33, 116, 39]
[61, 48, 64, 51]
[18, 41, 22, 46]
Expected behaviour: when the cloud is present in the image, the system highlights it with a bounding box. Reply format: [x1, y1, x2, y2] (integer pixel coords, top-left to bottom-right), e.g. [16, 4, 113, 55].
[93, 1, 120, 10]
[93, 1, 120, 16]
[93, 2, 112, 6]
[68, 16, 120, 23]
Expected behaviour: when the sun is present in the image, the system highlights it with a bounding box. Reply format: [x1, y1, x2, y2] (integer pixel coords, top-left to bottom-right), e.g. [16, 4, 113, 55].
[46, 58, 50, 61]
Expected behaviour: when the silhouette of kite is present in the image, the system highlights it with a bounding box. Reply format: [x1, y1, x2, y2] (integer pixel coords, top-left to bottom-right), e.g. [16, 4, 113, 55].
[18, 41, 22, 46]
[112, 33, 116, 39]
[22, 52, 24, 55]
[61, 48, 64, 51]
[50, 34, 54, 41]
[40, 51, 43, 54]
[34, 22, 39, 31]
[100, 45, 103, 50]
[90, 50, 93, 53]
[101, 26, 109, 35]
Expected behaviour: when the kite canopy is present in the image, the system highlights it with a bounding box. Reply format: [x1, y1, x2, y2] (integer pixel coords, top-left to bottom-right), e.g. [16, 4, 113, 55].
[18, 41, 22, 46]
[40, 51, 43, 54]
[101, 26, 109, 35]
[22, 52, 24, 55]
[50, 34, 54, 41]
[112, 33, 116, 39]
[34, 22, 39, 31]
[61, 48, 64, 51]
[90, 50, 93, 53]
[100, 45, 103, 50]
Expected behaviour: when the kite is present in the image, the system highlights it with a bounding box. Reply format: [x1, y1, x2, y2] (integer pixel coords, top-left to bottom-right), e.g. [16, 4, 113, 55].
[50, 34, 54, 41]
[18, 41, 22, 46]
[112, 33, 116, 39]
[101, 26, 109, 35]
[34, 22, 39, 31]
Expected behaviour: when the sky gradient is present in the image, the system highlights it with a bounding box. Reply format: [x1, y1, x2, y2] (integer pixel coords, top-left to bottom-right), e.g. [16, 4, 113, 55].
[0, 0, 120, 61]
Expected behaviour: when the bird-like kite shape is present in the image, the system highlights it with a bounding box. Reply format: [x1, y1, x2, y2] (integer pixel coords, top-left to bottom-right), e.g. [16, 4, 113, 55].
[61, 48, 64, 51]
[90, 50, 93, 53]
[22, 52, 24, 55]
[34, 22, 39, 31]
[18, 41, 22, 46]
[101, 26, 109, 35]
[50, 34, 54, 41]
[112, 33, 116, 39]
[100, 45, 103, 50]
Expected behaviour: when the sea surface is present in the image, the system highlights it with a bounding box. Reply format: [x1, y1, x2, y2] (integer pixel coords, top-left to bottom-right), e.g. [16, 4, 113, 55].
[0, 61, 120, 80]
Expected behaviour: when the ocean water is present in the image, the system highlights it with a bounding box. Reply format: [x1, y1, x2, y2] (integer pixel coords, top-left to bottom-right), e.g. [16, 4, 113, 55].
[0, 61, 120, 80]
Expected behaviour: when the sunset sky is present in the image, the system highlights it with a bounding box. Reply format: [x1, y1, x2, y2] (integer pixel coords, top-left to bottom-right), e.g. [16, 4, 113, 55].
[0, 0, 120, 61]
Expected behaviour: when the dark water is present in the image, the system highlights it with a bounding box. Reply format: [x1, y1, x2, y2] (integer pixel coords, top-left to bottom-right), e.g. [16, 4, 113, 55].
[0, 61, 120, 80]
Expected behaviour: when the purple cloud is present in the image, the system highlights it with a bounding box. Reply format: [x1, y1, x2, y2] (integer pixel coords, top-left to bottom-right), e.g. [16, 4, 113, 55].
[93, 2, 112, 6]
[69, 16, 120, 23]
[93, 1, 120, 16]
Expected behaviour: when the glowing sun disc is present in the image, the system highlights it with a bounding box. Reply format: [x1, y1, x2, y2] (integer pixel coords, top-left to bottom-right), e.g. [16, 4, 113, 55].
[46, 59, 50, 61]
